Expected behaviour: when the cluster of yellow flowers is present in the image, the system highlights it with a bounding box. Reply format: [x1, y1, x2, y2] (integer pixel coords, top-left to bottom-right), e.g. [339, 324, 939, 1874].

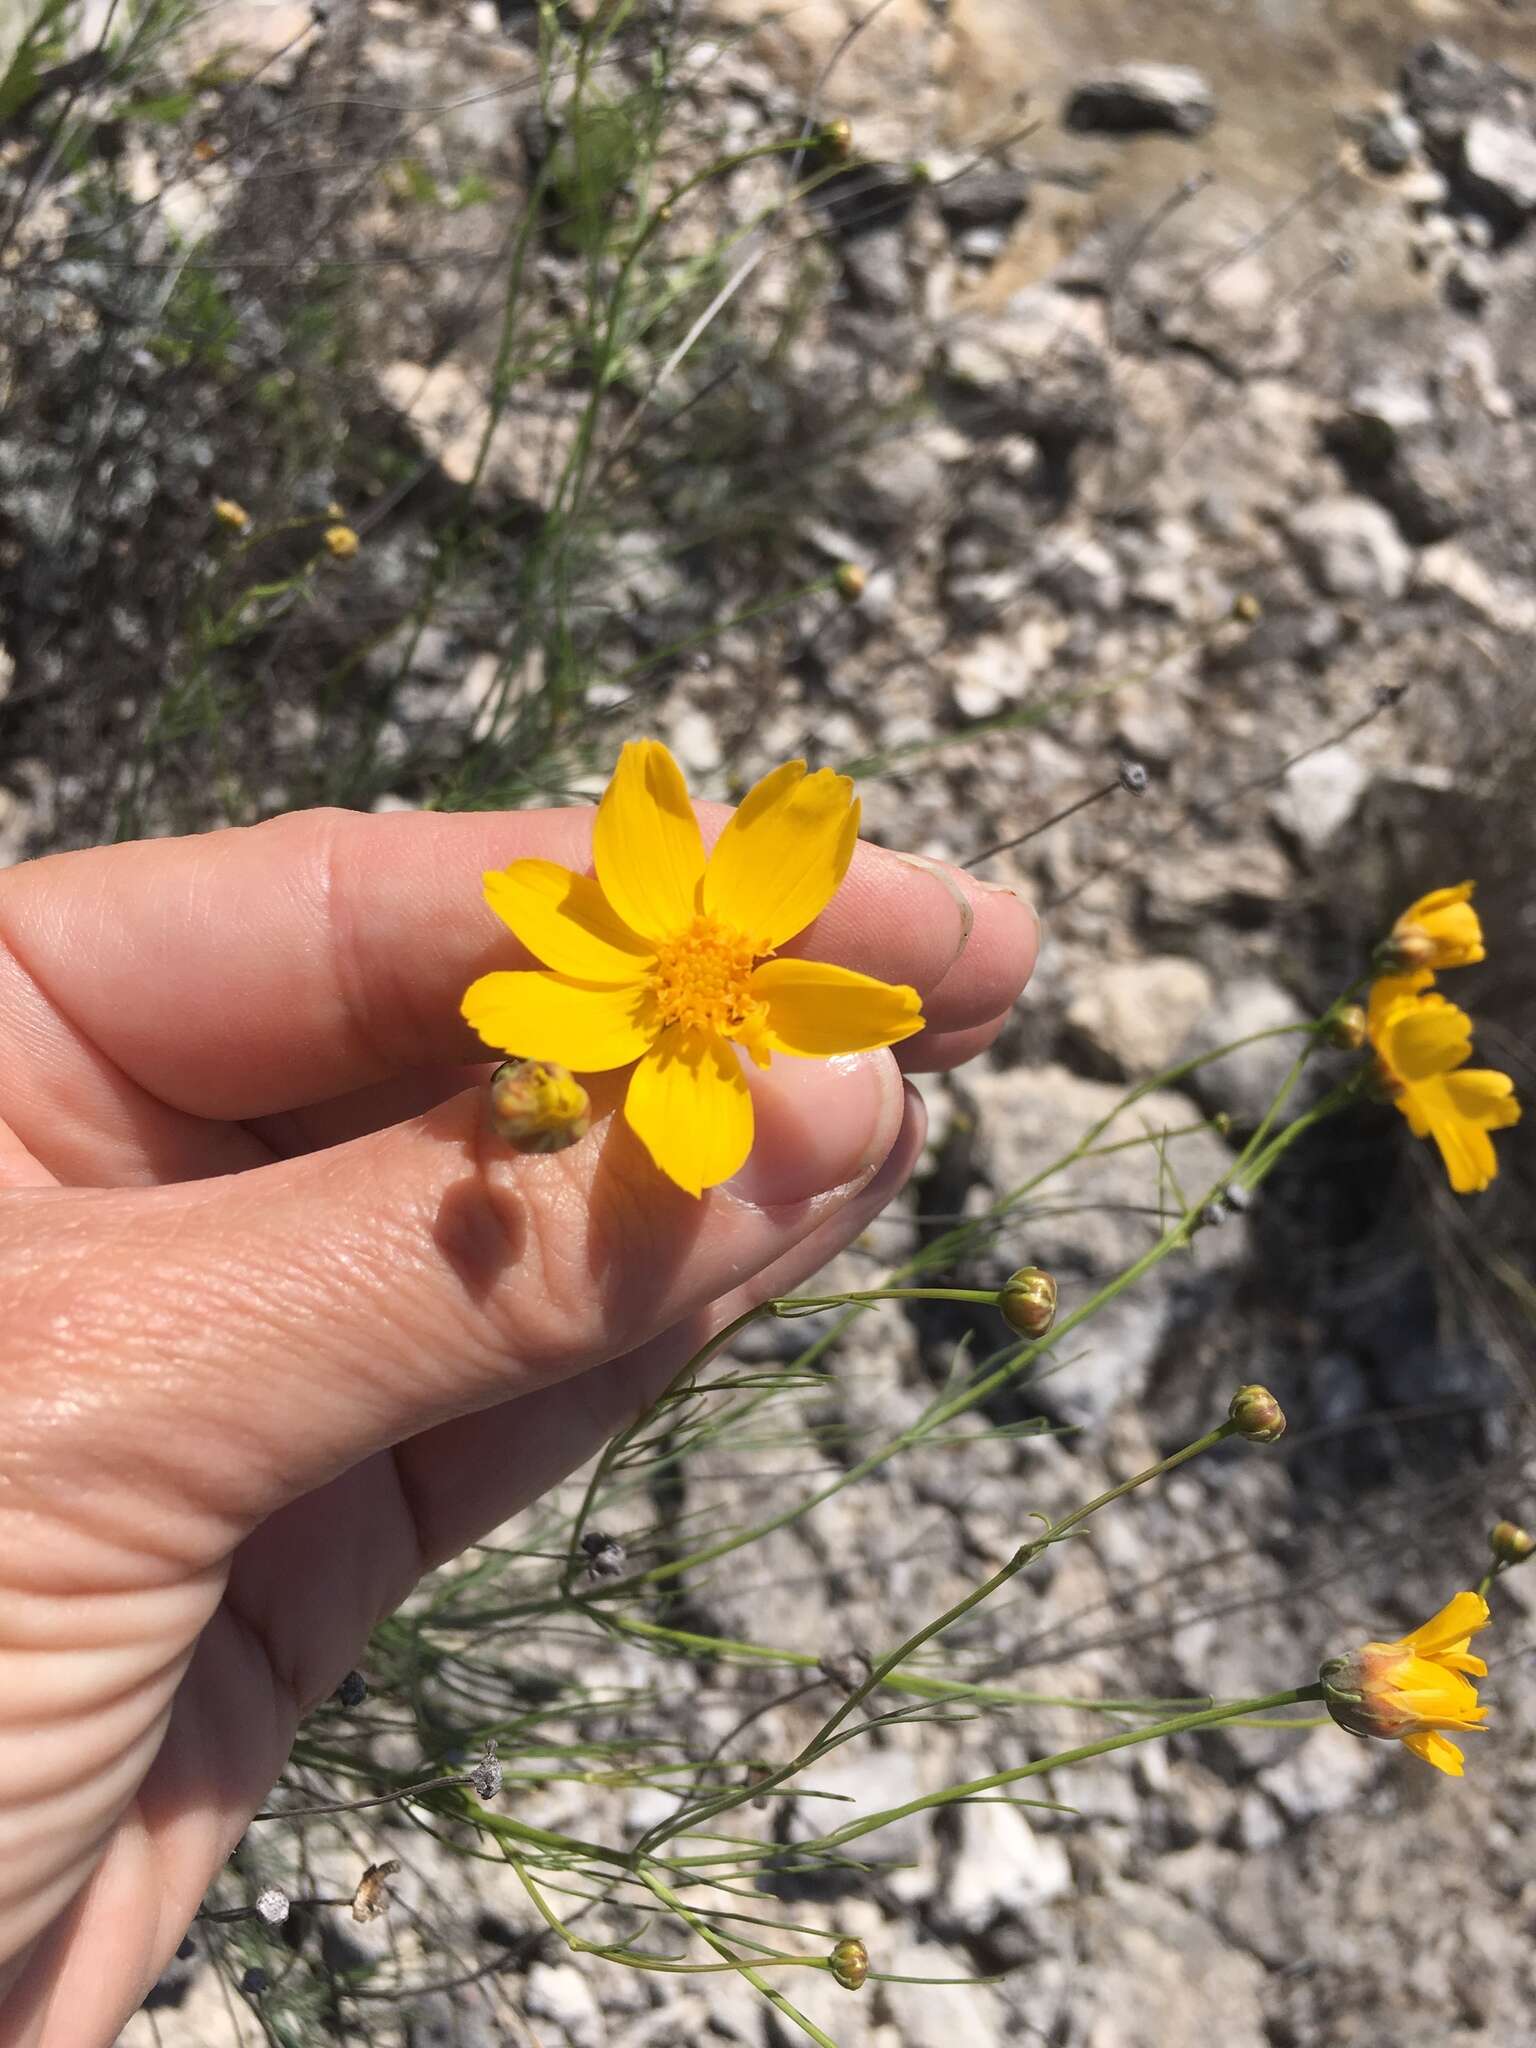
[1367, 884, 1520, 1193]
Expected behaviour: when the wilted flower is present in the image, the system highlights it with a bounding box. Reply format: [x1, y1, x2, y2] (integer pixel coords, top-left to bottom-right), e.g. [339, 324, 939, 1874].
[1376, 882, 1484, 975]
[488, 1059, 591, 1153]
[1367, 975, 1519, 1193]
[1320, 1590, 1490, 1777]
[470, 1739, 503, 1802]
[462, 741, 923, 1195]
[351, 1860, 401, 1922]
[324, 523, 360, 559]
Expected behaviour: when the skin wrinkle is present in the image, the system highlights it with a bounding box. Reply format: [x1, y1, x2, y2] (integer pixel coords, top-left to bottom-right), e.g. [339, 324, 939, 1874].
[0, 800, 1031, 2040]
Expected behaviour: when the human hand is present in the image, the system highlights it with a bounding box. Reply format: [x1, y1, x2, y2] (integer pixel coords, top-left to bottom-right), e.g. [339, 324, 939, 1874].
[0, 801, 1036, 2047]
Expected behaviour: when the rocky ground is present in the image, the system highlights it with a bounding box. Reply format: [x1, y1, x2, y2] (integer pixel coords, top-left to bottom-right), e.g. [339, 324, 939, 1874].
[5, 1, 1536, 2044]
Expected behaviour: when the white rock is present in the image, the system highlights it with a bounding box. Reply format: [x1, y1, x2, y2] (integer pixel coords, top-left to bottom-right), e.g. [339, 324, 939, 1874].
[1066, 957, 1215, 1077]
[962, 1065, 1242, 1421]
[1291, 496, 1413, 601]
[1183, 977, 1313, 1130]
[945, 1801, 1073, 1931]
[1257, 1727, 1377, 1825]
[1462, 115, 1536, 215]
[1064, 64, 1216, 138]
[525, 1960, 604, 2048]
[1269, 744, 1370, 852]
[667, 707, 723, 777]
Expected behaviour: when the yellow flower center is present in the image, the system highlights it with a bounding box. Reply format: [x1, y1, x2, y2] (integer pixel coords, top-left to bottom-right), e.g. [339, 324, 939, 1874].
[649, 916, 762, 1038]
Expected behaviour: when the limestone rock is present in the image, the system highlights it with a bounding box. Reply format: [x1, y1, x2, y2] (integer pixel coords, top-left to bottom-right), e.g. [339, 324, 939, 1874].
[1064, 65, 1216, 140]
[1066, 957, 1215, 1078]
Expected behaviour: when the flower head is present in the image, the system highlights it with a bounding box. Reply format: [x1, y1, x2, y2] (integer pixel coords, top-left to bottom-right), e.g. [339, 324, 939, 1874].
[487, 1059, 591, 1153]
[1320, 1590, 1491, 1777]
[462, 742, 924, 1195]
[1377, 882, 1484, 974]
[1366, 976, 1520, 1193]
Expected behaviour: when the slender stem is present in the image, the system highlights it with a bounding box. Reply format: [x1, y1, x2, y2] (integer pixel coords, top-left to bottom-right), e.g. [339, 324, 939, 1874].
[633, 1421, 1240, 1858]
[637, 1870, 841, 2048]
[810, 1687, 1326, 1852]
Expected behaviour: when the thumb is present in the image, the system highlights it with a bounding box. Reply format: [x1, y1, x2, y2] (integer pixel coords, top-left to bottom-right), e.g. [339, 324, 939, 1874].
[2, 1050, 906, 1564]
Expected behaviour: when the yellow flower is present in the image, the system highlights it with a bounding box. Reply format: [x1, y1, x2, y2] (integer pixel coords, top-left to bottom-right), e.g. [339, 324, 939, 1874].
[1378, 881, 1485, 973]
[1366, 975, 1519, 1193]
[461, 742, 925, 1195]
[1320, 1590, 1491, 1776]
[324, 523, 360, 559]
[213, 496, 250, 530]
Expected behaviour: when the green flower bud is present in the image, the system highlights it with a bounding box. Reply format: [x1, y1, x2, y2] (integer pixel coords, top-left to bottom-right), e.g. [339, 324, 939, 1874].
[998, 1266, 1057, 1339]
[1489, 1520, 1535, 1566]
[829, 1937, 869, 1990]
[1324, 1003, 1367, 1051]
[1228, 1384, 1286, 1444]
[820, 118, 853, 161]
[833, 561, 867, 604]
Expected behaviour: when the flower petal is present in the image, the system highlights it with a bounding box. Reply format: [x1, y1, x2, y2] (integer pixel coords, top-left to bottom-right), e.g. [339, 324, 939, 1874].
[484, 861, 655, 980]
[751, 958, 925, 1056]
[1402, 1591, 1490, 1658]
[1381, 993, 1473, 1083]
[703, 760, 860, 952]
[624, 1025, 753, 1197]
[462, 971, 653, 1071]
[1401, 1729, 1466, 1776]
[1443, 1068, 1521, 1132]
[1367, 970, 1434, 1045]
[1410, 1081, 1501, 1193]
[592, 741, 705, 942]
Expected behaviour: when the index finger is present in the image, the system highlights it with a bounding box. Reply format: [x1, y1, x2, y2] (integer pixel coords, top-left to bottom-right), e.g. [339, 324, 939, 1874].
[0, 805, 1037, 1125]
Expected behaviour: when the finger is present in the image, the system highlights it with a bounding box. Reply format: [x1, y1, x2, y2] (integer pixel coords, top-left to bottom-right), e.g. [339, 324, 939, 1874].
[2, 1051, 910, 1568]
[231, 1088, 930, 1700]
[0, 807, 1036, 1170]
[897, 1012, 1009, 1074]
[392, 1085, 929, 1573]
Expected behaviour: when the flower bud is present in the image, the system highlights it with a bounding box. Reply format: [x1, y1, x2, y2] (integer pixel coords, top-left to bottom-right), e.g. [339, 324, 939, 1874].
[1489, 1520, 1534, 1566]
[488, 1059, 591, 1153]
[1118, 759, 1149, 795]
[1231, 591, 1261, 622]
[820, 118, 853, 161]
[324, 523, 359, 559]
[998, 1266, 1057, 1339]
[213, 497, 250, 531]
[1373, 926, 1437, 975]
[256, 1887, 290, 1927]
[833, 561, 867, 604]
[829, 1937, 869, 1990]
[1228, 1384, 1285, 1444]
[1324, 1003, 1367, 1052]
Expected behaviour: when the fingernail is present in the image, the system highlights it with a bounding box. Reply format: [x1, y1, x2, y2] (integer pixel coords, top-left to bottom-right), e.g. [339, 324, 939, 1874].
[729, 1052, 903, 1208]
[974, 877, 1044, 960]
[891, 851, 974, 973]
